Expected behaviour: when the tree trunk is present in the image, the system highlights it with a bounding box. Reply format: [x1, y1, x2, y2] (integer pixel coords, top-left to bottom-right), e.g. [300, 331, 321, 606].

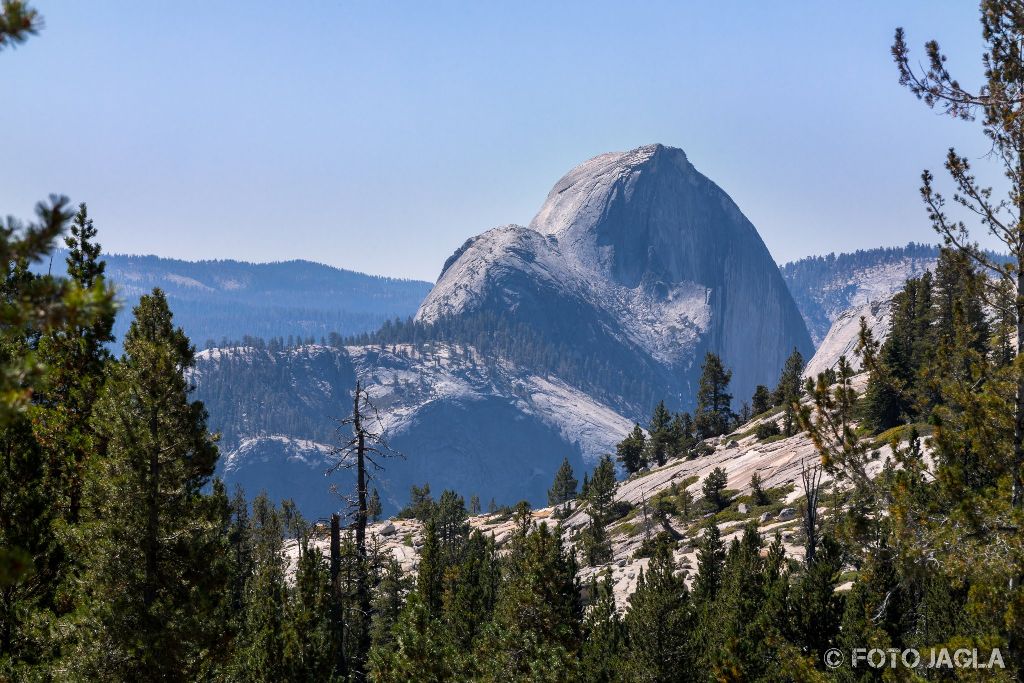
[353, 382, 371, 678]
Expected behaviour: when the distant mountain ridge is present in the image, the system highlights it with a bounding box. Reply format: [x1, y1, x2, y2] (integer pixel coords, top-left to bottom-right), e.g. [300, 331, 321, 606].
[780, 242, 940, 345]
[38, 251, 433, 351]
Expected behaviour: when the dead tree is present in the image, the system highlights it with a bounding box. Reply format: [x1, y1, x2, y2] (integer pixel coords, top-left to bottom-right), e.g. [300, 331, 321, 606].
[327, 380, 402, 678]
[800, 458, 824, 565]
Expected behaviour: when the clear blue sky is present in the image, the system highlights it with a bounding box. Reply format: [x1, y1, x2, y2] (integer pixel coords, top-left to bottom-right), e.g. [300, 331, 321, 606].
[1, 2, 997, 281]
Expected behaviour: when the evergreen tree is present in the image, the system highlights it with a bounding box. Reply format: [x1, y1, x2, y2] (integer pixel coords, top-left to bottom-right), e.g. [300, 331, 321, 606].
[417, 520, 444, 619]
[645, 401, 673, 467]
[547, 457, 579, 515]
[694, 352, 734, 439]
[894, 2, 1024, 510]
[751, 384, 772, 416]
[368, 592, 463, 682]
[441, 529, 499, 650]
[81, 289, 227, 680]
[668, 412, 694, 459]
[581, 455, 616, 566]
[772, 348, 805, 407]
[368, 487, 382, 523]
[749, 471, 768, 506]
[476, 522, 582, 681]
[692, 523, 725, 604]
[623, 541, 693, 679]
[580, 570, 624, 682]
[615, 424, 647, 475]
[701, 466, 729, 512]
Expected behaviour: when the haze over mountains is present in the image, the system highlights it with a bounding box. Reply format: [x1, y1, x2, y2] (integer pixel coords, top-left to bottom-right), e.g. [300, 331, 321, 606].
[36, 251, 433, 351]
[76, 146, 944, 518]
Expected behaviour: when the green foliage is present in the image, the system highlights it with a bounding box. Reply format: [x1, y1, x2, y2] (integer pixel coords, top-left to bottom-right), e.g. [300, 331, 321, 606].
[624, 541, 693, 678]
[750, 472, 768, 506]
[547, 457, 578, 514]
[79, 290, 228, 680]
[750, 384, 772, 416]
[694, 352, 734, 439]
[754, 420, 781, 441]
[616, 423, 647, 474]
[368, 487, 382, 522]
[701, 466, 729, 512]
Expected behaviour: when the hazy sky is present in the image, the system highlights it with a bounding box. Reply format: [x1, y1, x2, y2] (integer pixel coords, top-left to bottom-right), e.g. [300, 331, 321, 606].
[1, 2, 1000, 281]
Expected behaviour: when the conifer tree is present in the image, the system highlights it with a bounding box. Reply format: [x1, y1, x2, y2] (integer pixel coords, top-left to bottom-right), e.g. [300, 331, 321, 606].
[547, 457, 579, 515]
[615, 424, 647, 474]
[692, 523, 725, 604]
[701, 466, 729, 512]
[581, 455, 616, 566]
[694, 352, 734, 439]
[417, 520, 444, 619]
[750, 471, 768, 506]
[751, 384, 772, 416]
[368, 487, 382, 523]
[645, 401, 673, 466]
[623, 541, 693, 678]
[580, 570, 624, 682]
[894, 2, 1024, 509]
[477, 522, 582, 680]
[441, 529, 499, 650]
[669, 411, 694, 459]
[34, 203, 115, 523]
[82, 289, 227, 680]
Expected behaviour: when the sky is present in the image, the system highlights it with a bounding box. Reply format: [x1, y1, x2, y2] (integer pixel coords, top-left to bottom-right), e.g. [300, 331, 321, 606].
[0, 2, 1001, 281]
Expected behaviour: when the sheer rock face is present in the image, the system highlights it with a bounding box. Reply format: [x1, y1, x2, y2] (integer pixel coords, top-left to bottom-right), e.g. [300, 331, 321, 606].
[419, 144, 813, 411]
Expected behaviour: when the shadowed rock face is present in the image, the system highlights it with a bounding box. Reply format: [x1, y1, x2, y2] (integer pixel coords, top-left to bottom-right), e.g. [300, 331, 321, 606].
[421, 144, 814, 412]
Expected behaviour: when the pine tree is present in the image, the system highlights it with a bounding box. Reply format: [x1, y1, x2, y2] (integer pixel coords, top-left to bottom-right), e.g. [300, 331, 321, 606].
[477, 522, 582, 680]
[623, 541, 693, 678]
[645, 401, 673, 467]
[547, 457, 579, 516]
[34, 202, 115, 523]
[82, 289, 227, 680]
[894, 2, 1024, 510]
[701, 466, 729, 512]
[368, 592, 463, 681]
[750, 471, 768, 506]
[615, 424, 647, 475]
[368, 487, 382, 522]
[434, 489, 469, 563]
[417, 520, 444, 619]
[580, 570, 624, 682]
[694, 352, 734, 439]
[441, 529, 499, 650]
[668, 412, 694, 459]
[580, 455, 616, 566]
[772, 347, 805, 407]
[751, 384, 772, 416]
[692, 523, 725, 604]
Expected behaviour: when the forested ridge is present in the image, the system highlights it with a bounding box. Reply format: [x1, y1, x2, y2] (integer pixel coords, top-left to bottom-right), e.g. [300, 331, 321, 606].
[5, 1, 1024, 680]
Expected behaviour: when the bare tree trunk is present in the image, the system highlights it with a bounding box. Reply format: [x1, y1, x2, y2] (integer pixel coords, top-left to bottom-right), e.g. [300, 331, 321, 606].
[801, 459, 822, 565]
[352, 382, 371, 679]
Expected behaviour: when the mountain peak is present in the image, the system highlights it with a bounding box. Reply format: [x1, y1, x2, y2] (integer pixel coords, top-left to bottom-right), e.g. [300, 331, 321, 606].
[417, 145, 813, 410]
